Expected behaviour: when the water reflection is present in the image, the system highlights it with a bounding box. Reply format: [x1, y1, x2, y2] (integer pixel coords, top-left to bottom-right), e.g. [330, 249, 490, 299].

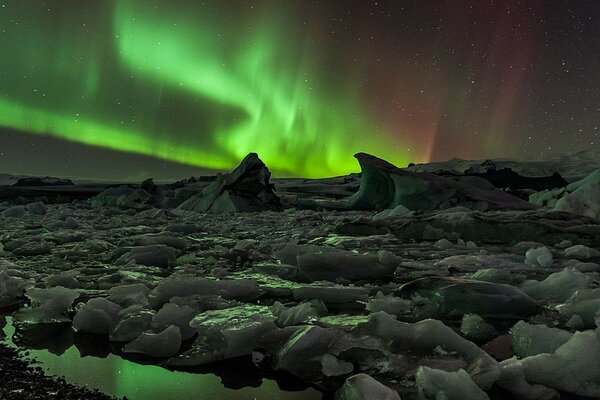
[2, 316, 324, 400]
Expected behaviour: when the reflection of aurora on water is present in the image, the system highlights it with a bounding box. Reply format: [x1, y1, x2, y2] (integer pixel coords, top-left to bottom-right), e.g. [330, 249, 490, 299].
[1, 317, 320, 400]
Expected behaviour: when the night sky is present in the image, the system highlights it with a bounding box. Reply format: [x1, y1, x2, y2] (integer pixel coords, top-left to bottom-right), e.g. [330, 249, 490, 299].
[0, 0, 599, 180]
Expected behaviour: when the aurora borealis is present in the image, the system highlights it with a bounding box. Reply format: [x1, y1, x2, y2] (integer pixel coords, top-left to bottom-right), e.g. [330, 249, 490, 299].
[0, 1, 599, 179]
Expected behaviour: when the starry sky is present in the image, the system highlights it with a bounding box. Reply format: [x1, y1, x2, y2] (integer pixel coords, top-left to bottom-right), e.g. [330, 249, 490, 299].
[0, 0, 599, 180]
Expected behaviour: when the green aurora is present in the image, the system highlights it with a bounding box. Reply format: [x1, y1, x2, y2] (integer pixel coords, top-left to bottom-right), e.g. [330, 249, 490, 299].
[0, 1, 411, 177]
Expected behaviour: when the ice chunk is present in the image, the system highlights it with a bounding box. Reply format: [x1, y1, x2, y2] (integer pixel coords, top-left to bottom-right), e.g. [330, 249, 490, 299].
[565, 314, 584, 330]
[43, 271, 80, 289]
[525, 247, 553, 268]
[274, 243, 323, 266]
[561, 259, 600, 272]
[377, 250, 401, 267]
[519, 268, 589, 303]
[72, 297, 123, 334]
[416, 367, 489, 400]
[436, 254, 524, 273]
[2, 205, 27, 218]
[0, 269, 28, 308]
[399, 277, 538, 319]
[433, 238, 454, 250]
[165, 223, 204, 234]
[169, 294, 240, 313]
[176, 153, 282, 213]
[468, 268, 526, 285]
[130, 233, 189, 250]
[116, 245, 177, 268]
[108, 283, 150, 308]
[460, 314, 498, 342]
[555, 239, 573, 249]
[16, 286, 79, 324]
[564, 244, 600, 260]
[296, 249, 395, 282]
[271, 301, 319, 327]
[366, 292, 411, 317]
[497, 358, 559, 400]
[276, 325, 338, 380]
[124, 325, 181, 358]
[319, 314, 370, 330]
[353, 312, 500, 389]
[25, 201, 47, 216]
[149, 276, 264, 309]
[372, 204, 414, 221]
[109, 305, 154, 342]
[556, 288, 600, 327]
[515, 331, 600, 397]
[510, 321, 573, 358]
[168, 304, 276, 367]
[152, 302, 196, 340]
[552, 171, 600, 220]
[334, 373, 400, 400]
[292, 284, 369, 309]
[189, 304, 276, 355]
[321, 353, 353, 377]
[63, 216, 79, 229]
[512, 240, 543, 253]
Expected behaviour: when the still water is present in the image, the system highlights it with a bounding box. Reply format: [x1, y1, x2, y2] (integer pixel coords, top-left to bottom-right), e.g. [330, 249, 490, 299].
[1, 316, 323, 400]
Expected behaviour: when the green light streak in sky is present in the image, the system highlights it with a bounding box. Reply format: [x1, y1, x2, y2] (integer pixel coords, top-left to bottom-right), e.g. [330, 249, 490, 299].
[0, 1, 409, 177]
[0, 98, 234, 170]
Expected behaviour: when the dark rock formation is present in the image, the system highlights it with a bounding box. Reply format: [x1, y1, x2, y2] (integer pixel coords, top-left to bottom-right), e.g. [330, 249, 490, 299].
[177, 153, 282, 213]
[445, 167, 568, 192]
[480, 159, 497, 171]
[12, 176, 74, 186]
[140, 178, 158, 195]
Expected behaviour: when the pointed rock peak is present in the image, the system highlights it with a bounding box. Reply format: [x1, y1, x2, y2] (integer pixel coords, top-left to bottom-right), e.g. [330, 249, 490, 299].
[178, 152, 282, 213]
[225, 152, 271, 187]
[238, 152, 263, 167]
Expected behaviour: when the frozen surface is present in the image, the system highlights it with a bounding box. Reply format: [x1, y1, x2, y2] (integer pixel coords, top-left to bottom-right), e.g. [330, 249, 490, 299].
[2, 152, 600, 399]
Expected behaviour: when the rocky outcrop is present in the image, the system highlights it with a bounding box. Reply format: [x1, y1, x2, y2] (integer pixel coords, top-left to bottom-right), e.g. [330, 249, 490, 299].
[177, 153, 282, 213]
